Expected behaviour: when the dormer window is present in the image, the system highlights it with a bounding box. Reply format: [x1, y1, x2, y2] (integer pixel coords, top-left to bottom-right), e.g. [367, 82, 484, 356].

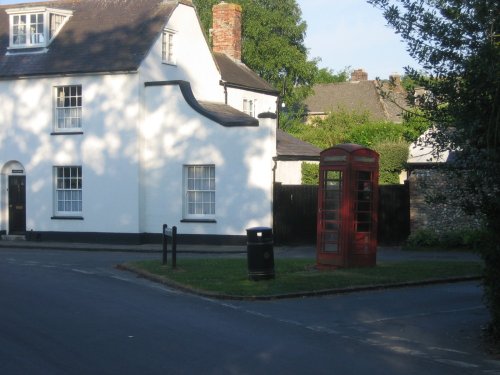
[12, 13, 44, 46]
[6, 7, 72, 51]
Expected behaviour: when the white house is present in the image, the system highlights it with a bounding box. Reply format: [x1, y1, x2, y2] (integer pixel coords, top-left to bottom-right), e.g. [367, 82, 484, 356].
[0, 0, 279, 244]
[274, 129, 320, 185]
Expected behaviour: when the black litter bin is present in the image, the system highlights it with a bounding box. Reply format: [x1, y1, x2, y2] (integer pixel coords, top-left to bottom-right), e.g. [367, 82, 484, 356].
[246, 227, 275, 280]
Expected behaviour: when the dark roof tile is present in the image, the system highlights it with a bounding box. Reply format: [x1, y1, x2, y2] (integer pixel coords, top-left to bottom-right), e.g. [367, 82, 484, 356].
[214, 52, 278, 95]
[304, 81, 407, 123]
[276, 129, 320, 160]
[0, 0, 177, 78]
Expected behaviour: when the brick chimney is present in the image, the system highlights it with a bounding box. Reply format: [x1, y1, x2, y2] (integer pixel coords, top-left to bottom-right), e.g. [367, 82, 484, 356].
[389, 73, 401, 86]
[212, 2, 242, 61]
[351, 69, 368, 81]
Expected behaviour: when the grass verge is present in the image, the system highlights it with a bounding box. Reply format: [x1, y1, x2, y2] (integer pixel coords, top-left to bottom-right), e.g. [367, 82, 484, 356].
[124, 258, 483, 298]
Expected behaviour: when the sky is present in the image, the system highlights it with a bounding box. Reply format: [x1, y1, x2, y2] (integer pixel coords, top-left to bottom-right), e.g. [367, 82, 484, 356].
[297, 0, 421, 79]
[0, 0, 422, 79]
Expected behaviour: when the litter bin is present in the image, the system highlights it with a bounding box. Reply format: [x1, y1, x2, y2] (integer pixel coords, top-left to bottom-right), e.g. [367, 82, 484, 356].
[246, 227, 275, 280]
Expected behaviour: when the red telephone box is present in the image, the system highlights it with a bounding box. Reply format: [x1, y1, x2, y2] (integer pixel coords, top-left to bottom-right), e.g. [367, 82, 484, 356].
[316, 144, 379, 269]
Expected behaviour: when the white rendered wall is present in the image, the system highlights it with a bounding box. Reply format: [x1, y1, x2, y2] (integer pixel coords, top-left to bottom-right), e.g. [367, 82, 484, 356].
[226, 86, 278, 118]
[141, 84, 275, 235]
[275, 160, 303, 185]
[139, 3, 223, 102]
[0, 73, 142, 234]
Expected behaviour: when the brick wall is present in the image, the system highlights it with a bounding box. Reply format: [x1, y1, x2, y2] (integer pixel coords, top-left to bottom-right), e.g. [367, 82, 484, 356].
[408, 168, 483, 233]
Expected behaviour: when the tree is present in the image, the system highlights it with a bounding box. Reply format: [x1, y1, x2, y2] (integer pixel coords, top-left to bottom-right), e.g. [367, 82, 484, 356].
[314, 67, 350, 84]
[193, 0, 318, 112]
[367, 0, 500, 340]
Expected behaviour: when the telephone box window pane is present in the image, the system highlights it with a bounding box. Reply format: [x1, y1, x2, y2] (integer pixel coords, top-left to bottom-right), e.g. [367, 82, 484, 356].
[357, 223, 370, 232]
[357, 171, 371, 181]
[324, 243, 338, 252]
[357, 201, 371, 212]
[325, 222, 338, 231]
[357, 212, 370, 222]
[325, 211, 338, 221]
[357, 191, 372, 202]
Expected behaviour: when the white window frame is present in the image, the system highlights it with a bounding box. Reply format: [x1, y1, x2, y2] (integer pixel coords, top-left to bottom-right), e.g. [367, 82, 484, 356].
[183, 165, 216, 220]
[243, 98, 256, 117]
[54, 166, 83, 216]
[54, 85, 83, 132]
[6, 7, 72, 51]
[162, 28, 176, 65]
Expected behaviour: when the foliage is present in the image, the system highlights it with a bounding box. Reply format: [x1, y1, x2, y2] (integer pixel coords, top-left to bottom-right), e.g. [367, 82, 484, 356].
[348, 122, 407, 147]
[193, 0, 318, 110]
[314, 67, 350, 84]
[288, 108, 423, 184]
[406, 228, 488, 250]
[406, 229, 441, 248]
[373, 142, 409, 184]
[287, 108, 371, 149]
[367, 0, 500, 339]
[301, 162, 319, 185]
[401, 110, 431, 142]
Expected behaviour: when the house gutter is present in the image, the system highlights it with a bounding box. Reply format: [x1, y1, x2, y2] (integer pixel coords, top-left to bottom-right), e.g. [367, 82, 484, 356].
[0, 70, 138, 81]
[219, 80, 280, 96]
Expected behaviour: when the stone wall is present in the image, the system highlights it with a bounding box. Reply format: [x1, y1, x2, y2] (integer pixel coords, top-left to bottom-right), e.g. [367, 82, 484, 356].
[408, 168, 483, 233]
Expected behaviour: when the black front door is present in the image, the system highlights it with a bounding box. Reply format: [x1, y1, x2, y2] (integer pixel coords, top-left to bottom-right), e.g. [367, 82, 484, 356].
[8, 175, 26, 234]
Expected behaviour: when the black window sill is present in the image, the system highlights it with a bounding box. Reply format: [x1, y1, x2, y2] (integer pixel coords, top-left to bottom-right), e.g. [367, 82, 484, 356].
[51, 131, 84, 136]
[180, 219, 217, 223]
[51, 216, 84, 220]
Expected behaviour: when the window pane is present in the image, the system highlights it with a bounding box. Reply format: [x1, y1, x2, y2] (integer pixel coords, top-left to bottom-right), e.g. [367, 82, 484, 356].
[55, 166, 82, 213]
[185, 165, 215, 217]
[55, 85, 82, 130]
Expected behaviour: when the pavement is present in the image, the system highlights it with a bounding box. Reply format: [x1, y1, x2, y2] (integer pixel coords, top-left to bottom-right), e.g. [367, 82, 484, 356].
[0, 237, 482, 262]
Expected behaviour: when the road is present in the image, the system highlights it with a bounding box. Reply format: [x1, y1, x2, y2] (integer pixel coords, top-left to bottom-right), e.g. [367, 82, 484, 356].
[0, 247, 498, 375]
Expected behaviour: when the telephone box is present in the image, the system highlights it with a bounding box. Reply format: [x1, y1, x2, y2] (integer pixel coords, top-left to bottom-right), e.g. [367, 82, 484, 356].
[316, 144, 379, 269]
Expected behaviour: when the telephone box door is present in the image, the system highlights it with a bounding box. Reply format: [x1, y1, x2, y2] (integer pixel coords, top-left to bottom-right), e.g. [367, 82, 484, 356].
[317, 168, 346, 267]
[351, 170, 377, 266]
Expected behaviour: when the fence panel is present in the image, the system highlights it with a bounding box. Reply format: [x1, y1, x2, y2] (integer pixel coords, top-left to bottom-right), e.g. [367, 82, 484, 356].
[377, 183, 410, 245]
[274, 183, 409, 245]
[273, 184, 318, 245]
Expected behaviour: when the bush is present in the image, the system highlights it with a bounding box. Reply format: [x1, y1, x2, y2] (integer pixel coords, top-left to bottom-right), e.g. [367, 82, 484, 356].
[406, 229, 441, 247]
[406, 228, 488, 250]
[373, 141, 409, 185]
[348, 122, 407, 146]
[301, 162, 319, 185]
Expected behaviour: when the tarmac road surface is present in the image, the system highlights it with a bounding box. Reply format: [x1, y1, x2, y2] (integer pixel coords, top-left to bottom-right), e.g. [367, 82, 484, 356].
[0, 247, 498, 375]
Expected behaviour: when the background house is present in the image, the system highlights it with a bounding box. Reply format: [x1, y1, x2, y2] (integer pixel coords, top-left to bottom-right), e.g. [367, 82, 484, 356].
[304, 69, 407, 124]
[0, 0, 278, 244]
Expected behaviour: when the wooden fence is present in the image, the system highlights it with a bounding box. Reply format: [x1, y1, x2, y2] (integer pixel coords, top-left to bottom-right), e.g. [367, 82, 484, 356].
[273, 183, 409, 245]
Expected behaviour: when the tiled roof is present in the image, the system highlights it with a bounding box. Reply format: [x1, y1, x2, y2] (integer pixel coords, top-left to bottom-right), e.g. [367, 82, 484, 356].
[0, 0, 178, 78]
[304, 81, 407, 123]
[214, 52, 279, 95]
[276, 129, 320, 161]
